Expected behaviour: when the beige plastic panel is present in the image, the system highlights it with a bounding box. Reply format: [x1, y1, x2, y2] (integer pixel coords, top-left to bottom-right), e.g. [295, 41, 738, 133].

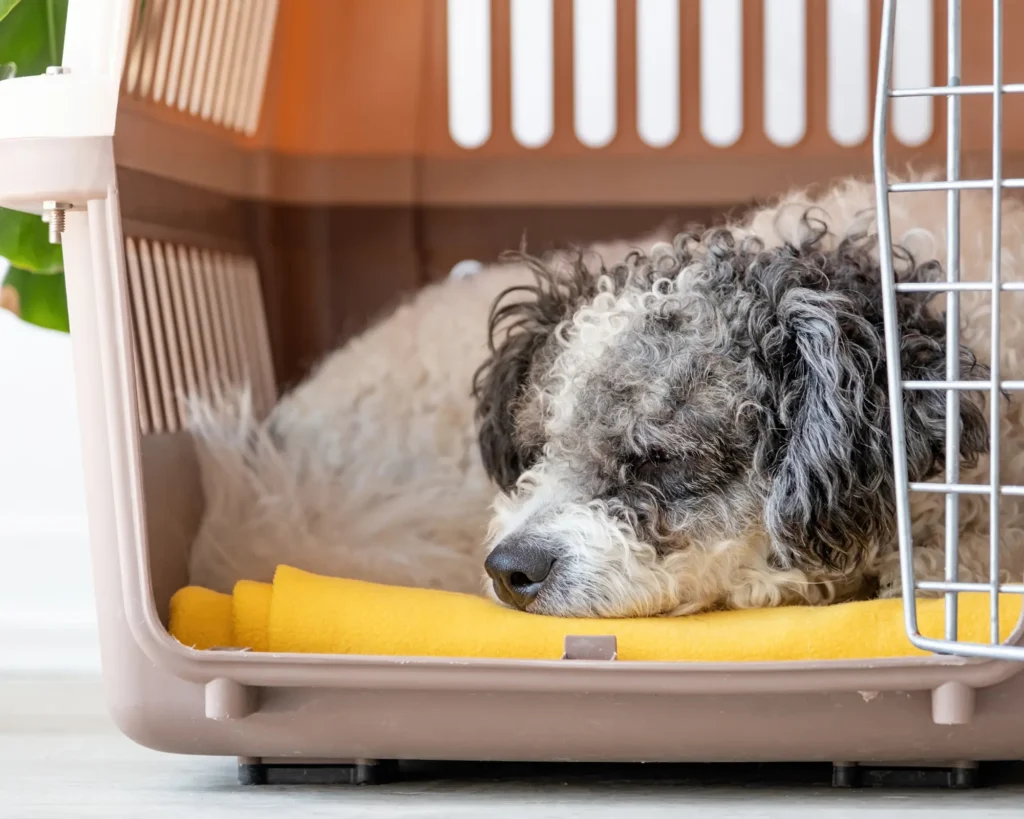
[122, 0, 278, 134]
[123, 237, 275, 434]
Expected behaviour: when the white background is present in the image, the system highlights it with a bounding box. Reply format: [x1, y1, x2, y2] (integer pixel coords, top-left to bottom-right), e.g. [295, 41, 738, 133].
[0, 256, 100, 673]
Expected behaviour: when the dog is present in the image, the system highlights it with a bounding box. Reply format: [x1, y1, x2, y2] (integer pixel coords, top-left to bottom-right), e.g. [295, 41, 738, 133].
[187, 175, 1024, 618]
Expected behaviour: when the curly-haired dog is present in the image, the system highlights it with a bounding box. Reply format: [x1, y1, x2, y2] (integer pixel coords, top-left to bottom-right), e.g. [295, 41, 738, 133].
[188, 176, 1024, 618]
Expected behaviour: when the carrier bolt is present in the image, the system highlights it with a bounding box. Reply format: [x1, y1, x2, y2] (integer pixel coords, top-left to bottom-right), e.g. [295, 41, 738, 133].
[931, 681, 975, 725]
[45, 65, 70, 76]
[42, 201, 72, 245]
[205, 677, 257, 721]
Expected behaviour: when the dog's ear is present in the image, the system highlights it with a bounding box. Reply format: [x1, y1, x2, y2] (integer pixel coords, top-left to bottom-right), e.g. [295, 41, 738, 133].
[473, 253, 599, 491]
[754, 237, 988, 573]
[897, 291, 989, 487]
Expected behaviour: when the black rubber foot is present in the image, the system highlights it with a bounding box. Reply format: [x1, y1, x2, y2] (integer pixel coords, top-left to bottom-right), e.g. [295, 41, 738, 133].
[832, 762, 979, 789]
[238, 760, 400, 786]
[237, 763, 267, 786]
[832, 763, 861, 788]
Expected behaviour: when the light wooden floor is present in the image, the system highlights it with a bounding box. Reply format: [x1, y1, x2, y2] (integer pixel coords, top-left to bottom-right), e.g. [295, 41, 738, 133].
[3, 675, 1024, 818]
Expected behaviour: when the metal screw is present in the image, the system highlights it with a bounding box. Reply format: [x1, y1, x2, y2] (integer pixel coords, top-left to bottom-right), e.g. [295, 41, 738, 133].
[41, 71, 74, 245]
[42, 201, 72, 245]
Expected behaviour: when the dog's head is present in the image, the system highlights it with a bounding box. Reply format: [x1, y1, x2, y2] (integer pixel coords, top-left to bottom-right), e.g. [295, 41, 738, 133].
[473, 220, 989, 617]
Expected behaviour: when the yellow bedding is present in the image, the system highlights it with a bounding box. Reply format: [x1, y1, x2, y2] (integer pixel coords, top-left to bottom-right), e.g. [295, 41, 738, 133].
[168, 565, 1023, 661]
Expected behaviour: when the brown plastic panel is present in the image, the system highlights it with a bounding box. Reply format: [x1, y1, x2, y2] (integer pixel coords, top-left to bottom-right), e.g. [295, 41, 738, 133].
[252, 0, 1024, 160]
[244, 202, 724, 387]
[110, 0, 1024, 205]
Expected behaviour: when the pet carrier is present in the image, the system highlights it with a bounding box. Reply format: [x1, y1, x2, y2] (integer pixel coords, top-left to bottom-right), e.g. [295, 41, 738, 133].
[4, 0, 1024, 783]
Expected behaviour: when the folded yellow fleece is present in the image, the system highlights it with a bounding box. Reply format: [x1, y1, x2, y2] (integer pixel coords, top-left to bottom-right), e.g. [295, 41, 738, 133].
[169, 565, 1024, 663]
[168, 565, 1024, 661]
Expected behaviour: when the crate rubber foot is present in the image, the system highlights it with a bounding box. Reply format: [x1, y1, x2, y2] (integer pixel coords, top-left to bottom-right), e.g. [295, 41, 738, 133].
[831, 762, 979, 789]
[238, 759, 400, 786]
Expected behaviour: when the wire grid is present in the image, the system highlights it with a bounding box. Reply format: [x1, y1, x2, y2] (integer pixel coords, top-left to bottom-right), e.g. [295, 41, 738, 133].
[874, 0, 1024, 660]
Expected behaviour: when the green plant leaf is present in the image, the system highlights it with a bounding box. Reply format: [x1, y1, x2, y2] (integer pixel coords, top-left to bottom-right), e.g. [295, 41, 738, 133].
[0, 0, 69, 334]
[0, 0, 67, 78]
[45, 0, 58, 65]
[0, 207, 63, 273]
[1, 265, 69, 332]
[0, 1, 22, 26]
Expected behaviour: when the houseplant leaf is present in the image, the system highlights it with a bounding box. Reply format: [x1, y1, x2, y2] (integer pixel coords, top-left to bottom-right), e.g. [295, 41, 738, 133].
[0, 207, 63, 273]
[0, 0, 67, 78]
[1, 265, 69, 332]
[0, 1, 22, 25]
[0, 0, 70, 334]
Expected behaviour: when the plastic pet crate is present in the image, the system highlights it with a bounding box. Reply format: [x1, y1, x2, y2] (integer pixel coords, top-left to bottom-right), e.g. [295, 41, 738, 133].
[2, 0, 1024, 781]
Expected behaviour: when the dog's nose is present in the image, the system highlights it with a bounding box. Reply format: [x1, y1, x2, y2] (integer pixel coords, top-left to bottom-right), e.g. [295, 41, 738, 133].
[485, 537, 556, 610]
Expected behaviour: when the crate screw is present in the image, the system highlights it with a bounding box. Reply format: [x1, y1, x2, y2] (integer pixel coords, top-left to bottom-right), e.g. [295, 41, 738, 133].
[45, 66, 70, 76]
[42, 202, 72, 245]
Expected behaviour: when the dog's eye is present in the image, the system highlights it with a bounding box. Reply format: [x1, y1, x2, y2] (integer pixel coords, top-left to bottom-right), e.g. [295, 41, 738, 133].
[646, 447, 673, 465]
[619, 447, 676, 478]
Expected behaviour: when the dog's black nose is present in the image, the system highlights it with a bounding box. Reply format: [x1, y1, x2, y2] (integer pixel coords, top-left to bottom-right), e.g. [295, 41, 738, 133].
[485, 537, 556, 610]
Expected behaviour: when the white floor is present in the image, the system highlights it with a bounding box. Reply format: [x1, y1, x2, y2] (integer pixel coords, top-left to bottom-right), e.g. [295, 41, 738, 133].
[3, 675, 1024, 818]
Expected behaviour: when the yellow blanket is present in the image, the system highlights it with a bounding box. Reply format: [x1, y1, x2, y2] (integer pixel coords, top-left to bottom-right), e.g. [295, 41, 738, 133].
[168, 565, 1023, 661]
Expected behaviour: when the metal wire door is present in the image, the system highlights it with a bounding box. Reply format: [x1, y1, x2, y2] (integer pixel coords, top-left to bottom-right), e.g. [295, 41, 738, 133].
[874, 0, 1024, 660]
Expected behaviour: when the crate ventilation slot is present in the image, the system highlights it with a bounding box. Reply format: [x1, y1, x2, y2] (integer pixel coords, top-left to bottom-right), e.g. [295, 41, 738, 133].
[447, 0, 934, 150]
[124, 238, 275, 435]
[122, 0, 280, 135]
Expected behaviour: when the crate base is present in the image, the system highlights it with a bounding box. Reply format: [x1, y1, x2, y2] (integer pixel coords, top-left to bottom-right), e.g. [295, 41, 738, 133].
[238, 758, 983, 788]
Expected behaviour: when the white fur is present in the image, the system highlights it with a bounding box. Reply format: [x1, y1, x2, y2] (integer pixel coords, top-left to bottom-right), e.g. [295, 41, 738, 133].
[187, 238, 667, 594]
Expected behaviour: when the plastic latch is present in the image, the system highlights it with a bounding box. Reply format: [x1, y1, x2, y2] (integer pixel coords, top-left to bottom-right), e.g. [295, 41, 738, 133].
[562, 635, 618, 660]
